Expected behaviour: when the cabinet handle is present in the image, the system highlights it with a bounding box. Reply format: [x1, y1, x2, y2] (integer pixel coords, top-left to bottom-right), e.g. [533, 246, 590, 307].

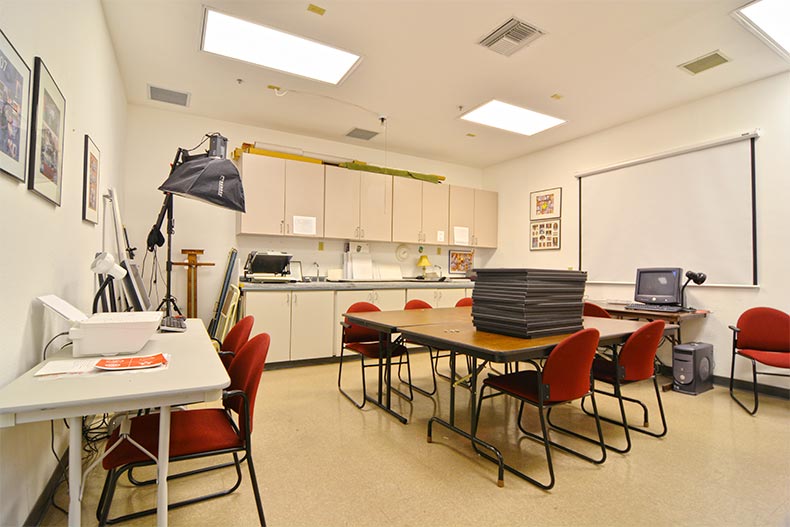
[292, 293, 297, 306]
[360, 228, 365, 238]
[280, 220, 284, 234]
[355, 226, 359, 238]
[286, 223, 291, 234]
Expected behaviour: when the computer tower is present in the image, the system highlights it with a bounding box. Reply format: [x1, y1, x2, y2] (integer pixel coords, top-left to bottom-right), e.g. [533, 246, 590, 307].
[673, 342, 714, 395]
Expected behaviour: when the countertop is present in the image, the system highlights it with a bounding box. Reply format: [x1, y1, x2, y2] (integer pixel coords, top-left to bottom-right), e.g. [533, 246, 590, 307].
[239, 279, 473, 292]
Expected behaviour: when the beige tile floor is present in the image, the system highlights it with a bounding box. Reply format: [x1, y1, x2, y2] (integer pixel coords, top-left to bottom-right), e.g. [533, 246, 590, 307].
[41, 353, 790, 526]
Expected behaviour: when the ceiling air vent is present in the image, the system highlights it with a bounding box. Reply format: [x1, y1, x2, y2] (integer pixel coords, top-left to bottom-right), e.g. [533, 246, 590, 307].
[148, 85, 191, 107]
[479, 17, 544, 57]
[678, 51, 730, 75]
[345, 127, 378, 141]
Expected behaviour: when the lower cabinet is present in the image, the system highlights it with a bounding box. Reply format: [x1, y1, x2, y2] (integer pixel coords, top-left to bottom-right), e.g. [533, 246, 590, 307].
[243, 290, 335, 363]
[405, 287, 469, 308]
[333, 289, 406, 357]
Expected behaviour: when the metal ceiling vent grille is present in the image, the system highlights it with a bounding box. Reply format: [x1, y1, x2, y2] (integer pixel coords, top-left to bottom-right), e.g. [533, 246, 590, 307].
[148, 85, 191, 107]
[678, 51, 730, 75]
[346, 127, 378, 140]
[479, 17, 544, 57]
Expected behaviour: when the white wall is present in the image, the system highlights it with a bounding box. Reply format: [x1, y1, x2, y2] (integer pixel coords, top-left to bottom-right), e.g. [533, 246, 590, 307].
[0, 0, 128, 524]
[486, 72, 790, 387]
[121, 105, 486, 321]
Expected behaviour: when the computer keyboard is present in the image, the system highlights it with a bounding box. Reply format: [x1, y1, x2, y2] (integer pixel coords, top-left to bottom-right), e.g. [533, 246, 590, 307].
[625, 303, 683, 313]
[160, 315, 187, 332]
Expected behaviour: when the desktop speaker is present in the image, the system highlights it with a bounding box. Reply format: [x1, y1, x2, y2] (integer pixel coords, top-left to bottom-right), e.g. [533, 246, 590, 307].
[673, 342, 714, 395]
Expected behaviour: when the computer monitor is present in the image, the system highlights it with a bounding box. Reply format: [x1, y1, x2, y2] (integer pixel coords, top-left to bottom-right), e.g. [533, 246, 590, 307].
[634, 267, 683, 305]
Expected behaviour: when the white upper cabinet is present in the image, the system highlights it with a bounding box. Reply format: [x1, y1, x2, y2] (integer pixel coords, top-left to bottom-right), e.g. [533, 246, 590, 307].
[324, 165, 392, 242]
[237, 153, 324, 237]
[392, 178, 449, 245]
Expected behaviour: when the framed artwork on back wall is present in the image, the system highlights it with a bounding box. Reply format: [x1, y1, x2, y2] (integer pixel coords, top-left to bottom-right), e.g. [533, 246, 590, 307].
[529, 187, 561, 220]
[0, 28, 31, 182]
[28, 57, 65, 205]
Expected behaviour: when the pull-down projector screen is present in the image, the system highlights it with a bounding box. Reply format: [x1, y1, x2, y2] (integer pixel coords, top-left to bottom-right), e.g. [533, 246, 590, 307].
[578, 134, 757, 285]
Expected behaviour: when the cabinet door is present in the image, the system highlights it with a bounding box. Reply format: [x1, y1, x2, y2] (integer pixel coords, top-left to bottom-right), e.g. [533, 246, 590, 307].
[324, 165, 360, 239]
[435, 288, 466, 308]
[237, 154, 285, 235]
[474, 189, 498, 248]
[448, 185, 474, 246]
[359, 173, 392, 242]
[392, 177, 422, 243]
[405, 288, 437, 307]
[422, 182, 449, 245]
[284, 160, 324, 237]
[372, 289, 406, 311]
[243, 291, 291, 363]
[290, 291, 335, 360]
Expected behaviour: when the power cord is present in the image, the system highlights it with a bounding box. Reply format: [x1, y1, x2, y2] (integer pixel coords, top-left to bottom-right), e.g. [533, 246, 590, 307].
[42, 332, 69, 361]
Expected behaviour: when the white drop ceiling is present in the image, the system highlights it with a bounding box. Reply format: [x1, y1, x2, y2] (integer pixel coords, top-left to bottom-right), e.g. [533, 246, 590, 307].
[101, 0, 789, 168]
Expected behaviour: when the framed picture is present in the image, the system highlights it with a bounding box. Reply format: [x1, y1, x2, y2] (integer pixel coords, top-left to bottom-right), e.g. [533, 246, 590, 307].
[82, 135, 100, 224]
[0, 28, 31, 182]
[449, 249, 474, 275]
[530, 187, 562, 220]
[27, 57, 65, 205]
[530, 219, 561, 251]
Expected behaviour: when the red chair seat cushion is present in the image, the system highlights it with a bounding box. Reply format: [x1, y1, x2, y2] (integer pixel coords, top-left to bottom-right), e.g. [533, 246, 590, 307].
[102, 409, 243, 470]
[345, 342, 407, 359]
[738, 349, 790, 369]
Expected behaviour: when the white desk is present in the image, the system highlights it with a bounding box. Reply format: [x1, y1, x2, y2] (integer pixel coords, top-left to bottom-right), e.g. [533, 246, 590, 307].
[0, 319, 229, 526]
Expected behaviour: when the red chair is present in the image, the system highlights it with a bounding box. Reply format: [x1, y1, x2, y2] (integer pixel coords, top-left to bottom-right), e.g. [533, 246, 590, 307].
[337, 302, 414, 408]
[583, 302, 611, 318]
[729, 307, 790, 415]
[216, 315, 254, 370]
[456, 297, 473, 307]
[473, 328, 606, 489]
[579, 320, 667, 453]
[96, 333, 270, 525]
[402, 299, 438, 396]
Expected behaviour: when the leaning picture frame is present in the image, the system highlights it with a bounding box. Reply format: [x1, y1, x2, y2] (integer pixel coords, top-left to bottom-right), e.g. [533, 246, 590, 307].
[529, 187, 562, 220]
[28, 57, 65, 205]
[0, 28, 31, 182]
[82, 135, 100, 223]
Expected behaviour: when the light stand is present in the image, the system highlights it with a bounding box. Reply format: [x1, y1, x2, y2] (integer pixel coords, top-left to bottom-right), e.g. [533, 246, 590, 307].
[146, 133, 245, 326]
[681, 270, 707, 311]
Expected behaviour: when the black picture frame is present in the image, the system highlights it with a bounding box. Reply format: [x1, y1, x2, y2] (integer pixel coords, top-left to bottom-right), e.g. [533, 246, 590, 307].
[28, 57, 65, 205]
[0, 28, 31, 182]
[82, 134, 100, 223]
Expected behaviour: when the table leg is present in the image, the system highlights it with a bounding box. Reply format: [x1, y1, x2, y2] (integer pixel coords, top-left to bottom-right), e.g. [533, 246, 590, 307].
[68, 416, 81, 527]
[157, 407, 171, 526]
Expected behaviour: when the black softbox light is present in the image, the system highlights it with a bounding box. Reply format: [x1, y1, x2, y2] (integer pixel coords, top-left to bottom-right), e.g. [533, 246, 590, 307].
[158, 156, 245, 213]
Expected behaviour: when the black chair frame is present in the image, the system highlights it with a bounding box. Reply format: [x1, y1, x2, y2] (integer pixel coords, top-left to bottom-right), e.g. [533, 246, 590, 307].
[337, 323, 415, 409]
[472, 360, 606, 490]
[728, 325, 790, 415]
[577, 352, 668, 453]
[96, 389, 265, 526]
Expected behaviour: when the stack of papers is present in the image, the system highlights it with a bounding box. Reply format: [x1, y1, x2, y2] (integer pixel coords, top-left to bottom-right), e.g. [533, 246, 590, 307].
[472, 269, 587, 338]
[35, 354, 169, 377]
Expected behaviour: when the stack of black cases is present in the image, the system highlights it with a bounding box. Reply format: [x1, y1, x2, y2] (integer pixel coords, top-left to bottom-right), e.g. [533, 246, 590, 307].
[471, 268, 587, 338]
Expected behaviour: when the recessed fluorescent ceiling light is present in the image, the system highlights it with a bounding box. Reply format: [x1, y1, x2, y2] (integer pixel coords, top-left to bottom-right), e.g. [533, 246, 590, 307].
[733, 0, 790, 59]
[460, 100, 565, 136]
[201, 9, 361, 85]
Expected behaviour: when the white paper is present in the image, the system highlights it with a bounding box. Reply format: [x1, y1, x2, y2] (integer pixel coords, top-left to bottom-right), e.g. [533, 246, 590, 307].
[453, 226, 470, 246]
[437, 230, 445, 242]
[35, 358, 99, 376]
[292, 215, 317, 235]
[350, 254, 374, 280]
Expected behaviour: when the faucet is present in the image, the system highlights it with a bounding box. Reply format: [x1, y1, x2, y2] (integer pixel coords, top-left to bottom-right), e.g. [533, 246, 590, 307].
[313, 262, 320, 281]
